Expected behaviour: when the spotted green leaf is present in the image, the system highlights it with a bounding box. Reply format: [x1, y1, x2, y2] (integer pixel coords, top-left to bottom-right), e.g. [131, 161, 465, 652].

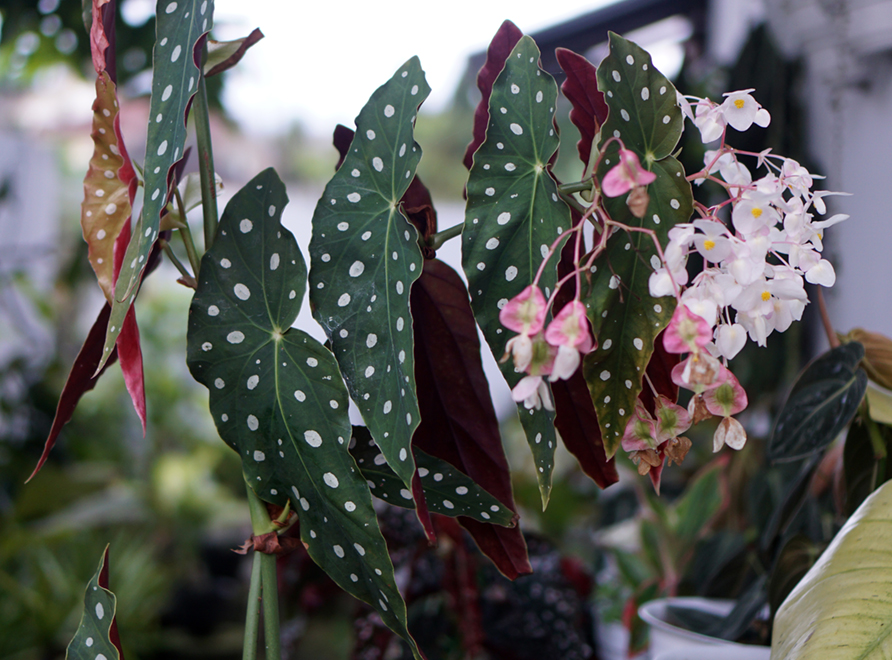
[582, 34, 693, 458]
[309, 58, 430, 490]
[596, 32, 683, 161]
[186, 168, 418, 655]
[462, 36, 570, 506]
[350, 428, 516, 527]
[99, 0, 213, 372]
[66, 547, 122, 660]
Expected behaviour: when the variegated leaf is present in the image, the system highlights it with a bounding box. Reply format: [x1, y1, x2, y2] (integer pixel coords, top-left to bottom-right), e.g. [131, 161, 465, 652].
[66, 546, 123, 660]
[186, 168, 418, 655]
[350, 428, 516, 527]
[462, 35, 571, 506]
[100, 0, 213, 371]
[309, 57, 430, 489]
[582, 34, 693, 457]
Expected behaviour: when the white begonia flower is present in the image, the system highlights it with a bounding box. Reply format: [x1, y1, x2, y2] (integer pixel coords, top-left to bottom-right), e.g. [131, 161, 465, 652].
[550, 344, 581, 382]
[691, 219, 733, 263]
[720, 90, 771, 132]
[677, 91, 695, 122]
[511, 375, 554, 411]
[804, 259, 836, 287]
[781, 158, 815, 198]
[732, 198, 780, 236]
[726, 238, 768, 288]
[694, 102, 725, 143]
[704, 150, 752, 195]
[715, 323, 748, 360]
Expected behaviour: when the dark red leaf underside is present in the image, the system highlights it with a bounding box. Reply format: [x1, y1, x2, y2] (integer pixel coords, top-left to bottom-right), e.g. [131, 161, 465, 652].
[28, 304, 119, 482]
[462, 20, 524, 171]
[411, 259, 530, 579]
[29, 238, 166, 481]
[556, 47, 609, 173]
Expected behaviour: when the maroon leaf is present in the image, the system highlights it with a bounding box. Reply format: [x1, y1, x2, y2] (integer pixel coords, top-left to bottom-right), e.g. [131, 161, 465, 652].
[435, 516, 485, 656]
[411, 259, 531, 579]
[556, 47, 609, 173]
[29, 237, 166, 481]
[27, 304, 119, 482]
[552, 375, 618, 489]
[462, 20, 523, 171]
[331, 124, 437, 252]
[204, 28, 264, 78]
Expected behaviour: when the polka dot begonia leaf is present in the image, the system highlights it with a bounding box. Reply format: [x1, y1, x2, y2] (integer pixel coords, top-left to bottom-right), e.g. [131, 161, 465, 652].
[186, 168, 418, 655]
[65, 546, 122, 660]
[461, 36, 570, 508]
[308, 57, 430, 491]
[99, 0, 214, 373]
[581, 34, 694, 459]
[81, 71, 135, 304]
[350, 428, 517, 527]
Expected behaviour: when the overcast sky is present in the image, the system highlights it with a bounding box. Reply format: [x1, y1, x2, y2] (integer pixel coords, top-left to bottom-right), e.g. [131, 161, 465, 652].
[208, 0, 616, 136]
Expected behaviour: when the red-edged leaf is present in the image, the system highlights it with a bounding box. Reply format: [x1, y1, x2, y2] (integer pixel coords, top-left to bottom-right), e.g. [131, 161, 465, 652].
[462, 20, 523, 171]
[113, 221, 146, 433]
[82, 0, 145, 432]
[66, 546, 125, 660]
[551, 211, 619, 489]
[204, 28, 264, 77]
[29, 238, 166, 481]
[411, 259, 530, 579]
[331, 124, 437, 250]
[556, 47, 609, 173]
[28, 303, 119, 482]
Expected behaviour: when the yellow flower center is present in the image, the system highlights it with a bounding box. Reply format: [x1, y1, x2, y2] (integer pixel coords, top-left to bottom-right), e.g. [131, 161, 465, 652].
[734, 99, 745, 109]
[761, 291, 771, 302]
[751, 207, 763, 218]
[703, 239, 716, 251]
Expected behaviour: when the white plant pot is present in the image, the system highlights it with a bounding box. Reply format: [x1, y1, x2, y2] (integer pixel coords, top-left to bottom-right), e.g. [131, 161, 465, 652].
[638, 597, 770, 660]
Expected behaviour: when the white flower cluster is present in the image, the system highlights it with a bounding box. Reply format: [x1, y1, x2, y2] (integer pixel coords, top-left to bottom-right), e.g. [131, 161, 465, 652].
[649, 91, 848, 359]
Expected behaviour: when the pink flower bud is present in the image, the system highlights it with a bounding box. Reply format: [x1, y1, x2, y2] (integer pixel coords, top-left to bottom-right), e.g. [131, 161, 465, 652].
[545, 300, 594, 352]
[663, 304, 713, 354]
[601, 148, 657, 198]
[500, 285, 547, 335]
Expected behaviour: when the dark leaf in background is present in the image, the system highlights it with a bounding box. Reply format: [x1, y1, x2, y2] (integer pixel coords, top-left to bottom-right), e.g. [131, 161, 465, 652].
[411, 259, 531, 579]
[768, 342, 868, 461]
[768, 534, 818, 618]
[462, 20, 523, 171]
[555, 47, 609, 173]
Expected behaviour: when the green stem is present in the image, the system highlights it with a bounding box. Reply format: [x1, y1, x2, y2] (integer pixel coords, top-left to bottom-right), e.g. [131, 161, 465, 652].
[244, 479, 282, 660]
[159, 240, 196, 287]
[174, 187, 202, 275]
[426, 222, 463, 252]
[558, 191, 588, 217]
[242, 552, 262, 660]
[194, 43, 219, 251]
[261, 550, 282, 659]
[557, 180, 594, 195]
